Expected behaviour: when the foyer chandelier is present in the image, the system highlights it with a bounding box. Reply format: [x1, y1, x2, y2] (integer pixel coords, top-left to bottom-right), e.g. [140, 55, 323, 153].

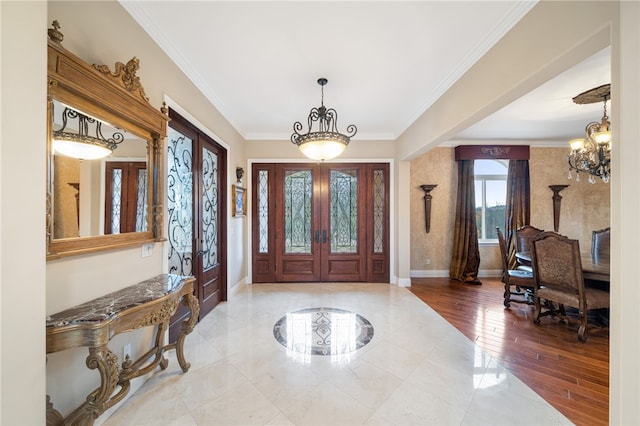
[567, 84, 611, 183]
[53, 106, 124, 160]
[290, 78, 357, 161]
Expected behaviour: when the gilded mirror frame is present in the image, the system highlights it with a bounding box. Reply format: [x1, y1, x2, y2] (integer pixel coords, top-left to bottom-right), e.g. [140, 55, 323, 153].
[46, 22, 168, 260]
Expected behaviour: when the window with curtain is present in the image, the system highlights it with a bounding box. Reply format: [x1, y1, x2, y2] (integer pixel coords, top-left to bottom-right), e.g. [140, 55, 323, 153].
[474, 159, 507, 242]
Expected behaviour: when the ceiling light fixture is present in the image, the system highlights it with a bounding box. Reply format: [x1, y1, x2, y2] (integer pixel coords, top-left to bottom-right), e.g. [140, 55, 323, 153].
[53, 107, 124, 160]
[567, 84, 611, 184]
[290, 78, 357, 161]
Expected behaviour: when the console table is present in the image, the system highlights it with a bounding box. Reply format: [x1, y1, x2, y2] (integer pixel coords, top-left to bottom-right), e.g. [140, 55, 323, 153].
[46, 274, 199, 425]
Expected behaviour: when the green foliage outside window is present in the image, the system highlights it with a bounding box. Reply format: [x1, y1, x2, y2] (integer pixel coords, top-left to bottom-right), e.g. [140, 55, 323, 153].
[476, 205, 505, 240]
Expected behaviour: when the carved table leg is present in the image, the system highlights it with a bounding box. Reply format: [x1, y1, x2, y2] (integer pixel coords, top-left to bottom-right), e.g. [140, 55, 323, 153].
[155, 322, 169, 370]
[46, 395, 64, 426]
[175, 292, 200, 372]
[64, 346, 119, 425]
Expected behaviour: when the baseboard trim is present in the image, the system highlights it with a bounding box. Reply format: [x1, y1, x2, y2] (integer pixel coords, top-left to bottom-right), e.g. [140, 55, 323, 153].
[228, 277, 246, 297]
[410, 269, 502, 278]
[397, 277, 411, 287]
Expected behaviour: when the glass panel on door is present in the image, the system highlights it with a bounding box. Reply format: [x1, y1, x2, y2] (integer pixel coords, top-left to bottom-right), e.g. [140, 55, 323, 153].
[284, 170, 312, 254]
[110, 168, 122, 234]
[258, 170, 269, 253]
[135, 169, 148, 232]
[330, 169, 358, 254]
[201, 146, 218, 271]
[167, 127, 194, 276]
[373, 169, 385, 253]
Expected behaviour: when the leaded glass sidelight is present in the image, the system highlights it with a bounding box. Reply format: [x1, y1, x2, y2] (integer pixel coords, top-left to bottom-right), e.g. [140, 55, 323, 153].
[201, 147, 219, 271]
[135, 169, 148, 232]
[330, 170, 358, 254]
[167, 127, 193, 276]
[258, 170, 269, 253]
[284, 170, 312, 254]
[373, 169, 384, 253]
[110, 169, 122, 234]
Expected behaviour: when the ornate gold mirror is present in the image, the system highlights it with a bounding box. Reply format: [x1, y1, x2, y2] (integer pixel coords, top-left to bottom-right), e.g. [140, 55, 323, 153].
[47, 21, 168, 259]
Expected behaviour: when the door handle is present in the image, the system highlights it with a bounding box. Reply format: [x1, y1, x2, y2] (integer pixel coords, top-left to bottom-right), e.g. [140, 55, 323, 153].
[195, 250, 208, 256]
[315, 230, 320, 244]
[322, 230, 327, 244]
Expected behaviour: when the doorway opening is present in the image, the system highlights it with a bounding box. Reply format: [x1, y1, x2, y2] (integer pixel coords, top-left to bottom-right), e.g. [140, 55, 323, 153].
[166, 109, 227, 342]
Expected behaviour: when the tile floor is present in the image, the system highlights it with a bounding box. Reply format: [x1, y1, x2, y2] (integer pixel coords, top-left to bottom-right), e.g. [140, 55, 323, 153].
[103, 283, 572, 425]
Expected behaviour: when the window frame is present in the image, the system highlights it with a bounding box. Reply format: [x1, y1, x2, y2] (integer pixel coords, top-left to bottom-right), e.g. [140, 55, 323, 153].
[475, 160, 507, 243]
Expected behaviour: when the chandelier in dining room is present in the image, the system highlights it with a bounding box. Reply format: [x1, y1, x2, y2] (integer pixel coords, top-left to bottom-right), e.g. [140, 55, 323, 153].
[567, 84, 611, 184]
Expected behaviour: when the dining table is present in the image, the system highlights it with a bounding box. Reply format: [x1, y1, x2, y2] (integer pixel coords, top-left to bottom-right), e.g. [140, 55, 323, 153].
[515, 251, 610, 283]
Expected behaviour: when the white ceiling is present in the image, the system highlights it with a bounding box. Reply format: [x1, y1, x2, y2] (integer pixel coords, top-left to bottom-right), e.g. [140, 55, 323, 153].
[455, 46, 611, 143]
[120, 1, 611, 144]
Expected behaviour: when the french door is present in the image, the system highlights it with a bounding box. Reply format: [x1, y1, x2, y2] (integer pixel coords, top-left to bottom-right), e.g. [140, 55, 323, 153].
[252, 162, 389, 283]
[166, 109, 227, 342]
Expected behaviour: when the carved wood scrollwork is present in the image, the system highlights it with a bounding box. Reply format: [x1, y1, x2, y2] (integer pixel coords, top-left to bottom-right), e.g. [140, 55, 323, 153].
[46, 275, 197, 425]
[93, 57, 150, 102]
[61, 347, 120, 425]
[174, 292, 201, 373]
[133, 299, 180, 329]
[46, 396, 64, 426]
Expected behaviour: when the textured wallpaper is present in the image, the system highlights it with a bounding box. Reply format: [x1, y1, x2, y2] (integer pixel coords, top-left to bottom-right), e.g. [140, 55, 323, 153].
[410, 147, 610, 274]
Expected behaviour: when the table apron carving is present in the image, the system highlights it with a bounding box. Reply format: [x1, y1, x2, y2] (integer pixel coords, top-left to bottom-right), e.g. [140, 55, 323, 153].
[46, 274, 198, 425]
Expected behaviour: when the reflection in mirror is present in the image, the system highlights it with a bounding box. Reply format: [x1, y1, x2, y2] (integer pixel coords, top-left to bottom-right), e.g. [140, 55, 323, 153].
[46, 24, 168, 259]
[52, 100, 148, 239]
[53, 105, 124, 160]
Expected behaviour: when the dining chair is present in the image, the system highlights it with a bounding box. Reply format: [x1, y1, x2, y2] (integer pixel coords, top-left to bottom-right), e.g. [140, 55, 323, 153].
[530, 231, 609, 342]
[497, 227, 534, 308]
[515, 225, 544, 272]
[591, 227, 610, 258]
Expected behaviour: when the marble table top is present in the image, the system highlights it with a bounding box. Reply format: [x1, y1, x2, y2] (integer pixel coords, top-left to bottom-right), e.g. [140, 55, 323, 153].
[46, 274, 191, 328]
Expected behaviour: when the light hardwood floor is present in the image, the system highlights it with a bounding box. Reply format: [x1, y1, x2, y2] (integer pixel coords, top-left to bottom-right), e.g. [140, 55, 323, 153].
[410, 277, 609, 426]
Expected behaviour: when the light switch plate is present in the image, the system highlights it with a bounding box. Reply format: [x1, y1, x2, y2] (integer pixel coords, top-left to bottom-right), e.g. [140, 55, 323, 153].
[141, 243, 153, 258]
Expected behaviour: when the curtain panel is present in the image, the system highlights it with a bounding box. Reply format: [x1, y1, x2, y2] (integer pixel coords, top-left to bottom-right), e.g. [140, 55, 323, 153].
[505, 160, 531, 269]
[449, 160, 481, 284]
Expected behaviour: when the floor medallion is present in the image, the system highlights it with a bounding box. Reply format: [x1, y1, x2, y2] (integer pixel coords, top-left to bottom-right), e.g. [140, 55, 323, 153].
[273, 307, 374, 355]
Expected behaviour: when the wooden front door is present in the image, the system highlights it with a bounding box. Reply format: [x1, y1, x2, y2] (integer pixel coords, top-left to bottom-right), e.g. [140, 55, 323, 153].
[166, 110, 227, 342]
[252, 162, 389, 283]
[104, 161, 147, 234]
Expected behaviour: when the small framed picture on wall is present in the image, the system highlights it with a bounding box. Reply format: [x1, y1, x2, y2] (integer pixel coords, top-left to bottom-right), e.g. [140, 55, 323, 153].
[232, 185, 246, 217]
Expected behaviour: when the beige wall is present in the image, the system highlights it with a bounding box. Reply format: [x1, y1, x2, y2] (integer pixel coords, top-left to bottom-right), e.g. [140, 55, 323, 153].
[43, 1, 247, 421]
[1, 2, 48, 424]
[53, 155, 80, 238]
[611, 2, 640, 422]
[409, 148, 457, 273]
[529, 147, 610, 246]
[409, 147, 610, 276]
